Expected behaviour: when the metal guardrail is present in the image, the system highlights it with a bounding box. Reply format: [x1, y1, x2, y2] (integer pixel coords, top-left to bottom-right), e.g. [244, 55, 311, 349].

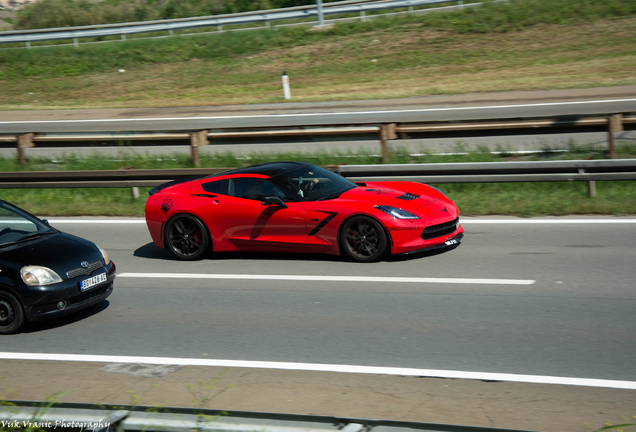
[1, 114, 633, 165]
[1, 160, 635, 199]
[0, 0, 467, 46]
[0, 400, 538, 432]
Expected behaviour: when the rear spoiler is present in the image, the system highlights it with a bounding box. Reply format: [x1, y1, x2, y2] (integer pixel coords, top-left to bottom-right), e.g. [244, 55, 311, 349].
[149, 175, 207, 196]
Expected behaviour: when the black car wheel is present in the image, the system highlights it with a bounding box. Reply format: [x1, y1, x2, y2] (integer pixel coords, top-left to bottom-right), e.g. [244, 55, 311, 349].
[0, 291, 25, 335]
[341, 216, 388, 263]
[165, 215, 210, 260]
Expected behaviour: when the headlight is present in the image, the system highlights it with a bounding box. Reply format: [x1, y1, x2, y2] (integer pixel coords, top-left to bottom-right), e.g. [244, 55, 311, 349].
[21, 266, 63, 286]
[374, 205, 420, 220]
[98, 245, 111, 265]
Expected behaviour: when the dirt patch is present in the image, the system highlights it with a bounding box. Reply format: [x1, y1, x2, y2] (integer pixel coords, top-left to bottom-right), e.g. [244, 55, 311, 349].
[0, 0, 39, 11]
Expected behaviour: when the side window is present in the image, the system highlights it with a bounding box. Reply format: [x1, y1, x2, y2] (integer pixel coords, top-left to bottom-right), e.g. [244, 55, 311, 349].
[230, 178, 289, 201]
[202, 179, 229, 195]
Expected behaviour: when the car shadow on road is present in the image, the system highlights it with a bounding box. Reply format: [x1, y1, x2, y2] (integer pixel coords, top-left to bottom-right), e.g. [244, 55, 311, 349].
[134, 242, 459, 263]
[22, 300, 110, 333]
[133, 242, 174, 260]
[385, 243, 461, 262]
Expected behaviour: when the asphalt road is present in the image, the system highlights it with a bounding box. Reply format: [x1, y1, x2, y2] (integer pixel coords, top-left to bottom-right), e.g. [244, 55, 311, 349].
[2, 216, 636, 383]
[2, 86, 636, 133]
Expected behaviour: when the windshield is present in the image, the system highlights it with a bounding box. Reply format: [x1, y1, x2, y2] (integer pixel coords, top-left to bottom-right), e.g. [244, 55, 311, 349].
[271, 164, 357, 201]
[0, 201, 56, 247]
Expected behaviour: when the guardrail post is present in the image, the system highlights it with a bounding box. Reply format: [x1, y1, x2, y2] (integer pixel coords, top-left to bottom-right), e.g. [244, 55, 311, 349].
[316, 0, 325, 26]
[16, 133, 35, 165]
[380, 124, 397, 163]
[190, 130, 209, 167]
[607, 114, 623, 159]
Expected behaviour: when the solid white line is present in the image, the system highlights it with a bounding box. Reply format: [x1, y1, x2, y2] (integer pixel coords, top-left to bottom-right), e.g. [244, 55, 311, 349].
[44, 218, 636, 224]
[47, 219, 146, 224]
[1, 352, 634, 390]
[118, 272, 535, 285]
[460, 219, 636, 224]
[3, 98, 636, 125]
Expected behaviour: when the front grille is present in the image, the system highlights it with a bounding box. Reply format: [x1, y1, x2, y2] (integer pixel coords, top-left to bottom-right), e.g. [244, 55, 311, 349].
[66, 260, 103, 279]
[396, 193, 420, 201]
[421, 217, 459, 240]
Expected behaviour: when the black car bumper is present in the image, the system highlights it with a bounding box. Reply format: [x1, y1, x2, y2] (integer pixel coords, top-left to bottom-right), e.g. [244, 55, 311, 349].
[396, 233, 464, 256]
[23, 262, 116, 322]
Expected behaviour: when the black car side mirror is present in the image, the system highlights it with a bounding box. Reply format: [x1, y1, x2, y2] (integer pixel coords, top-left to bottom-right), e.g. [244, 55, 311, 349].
[261, 195, 288, 209]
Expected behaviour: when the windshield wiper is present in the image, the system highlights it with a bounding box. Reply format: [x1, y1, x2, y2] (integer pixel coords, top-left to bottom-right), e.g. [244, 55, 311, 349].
[0, 232, 53, 248]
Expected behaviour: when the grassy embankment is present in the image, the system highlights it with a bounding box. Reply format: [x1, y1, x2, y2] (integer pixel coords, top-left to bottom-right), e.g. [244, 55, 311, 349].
[0, 0, 635, 216]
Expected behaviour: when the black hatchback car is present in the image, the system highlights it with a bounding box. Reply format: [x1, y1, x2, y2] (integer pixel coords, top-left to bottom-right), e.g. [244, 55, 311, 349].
[0, 200, 115, 334]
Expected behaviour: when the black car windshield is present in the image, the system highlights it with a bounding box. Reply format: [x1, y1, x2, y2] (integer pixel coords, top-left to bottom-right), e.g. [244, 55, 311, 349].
[0, 201, 56, 247]
[271, 164, 358, 201]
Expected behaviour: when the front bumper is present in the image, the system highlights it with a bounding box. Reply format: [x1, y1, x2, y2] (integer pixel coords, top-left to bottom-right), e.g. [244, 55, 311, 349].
[395, 233, 464, 256]
[23, 262, 116, 322]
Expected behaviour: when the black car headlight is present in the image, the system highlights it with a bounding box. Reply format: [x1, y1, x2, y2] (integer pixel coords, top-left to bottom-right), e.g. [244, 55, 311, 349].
[21, 265, 63, 286]
[374, 205, 420, 220]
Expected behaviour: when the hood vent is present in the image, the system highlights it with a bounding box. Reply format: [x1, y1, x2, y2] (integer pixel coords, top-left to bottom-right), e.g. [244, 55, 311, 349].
[396, 193, 420, 201]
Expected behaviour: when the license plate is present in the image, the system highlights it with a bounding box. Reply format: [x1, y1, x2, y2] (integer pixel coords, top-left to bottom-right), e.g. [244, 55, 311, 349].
[80, 272, 107, 291]
[445, 238, 458, 246]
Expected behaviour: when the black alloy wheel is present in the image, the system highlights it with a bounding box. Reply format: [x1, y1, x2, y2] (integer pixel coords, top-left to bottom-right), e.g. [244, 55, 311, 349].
[0, 291, 25, 335]
[165, 215, 210, 260]
[341, 216, 388, 263]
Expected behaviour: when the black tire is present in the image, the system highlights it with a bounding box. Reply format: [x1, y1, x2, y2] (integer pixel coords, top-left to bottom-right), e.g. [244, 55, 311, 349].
[340, 216, 388, 263]
[165, 214, 210, 260]
[0, 291, 25, 335]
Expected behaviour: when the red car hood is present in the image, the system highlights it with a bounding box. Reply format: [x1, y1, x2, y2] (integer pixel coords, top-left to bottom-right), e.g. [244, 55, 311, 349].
[341, 183, 440, 210]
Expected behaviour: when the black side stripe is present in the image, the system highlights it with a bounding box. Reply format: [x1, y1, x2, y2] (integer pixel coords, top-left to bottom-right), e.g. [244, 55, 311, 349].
[308, 212, 338, 236]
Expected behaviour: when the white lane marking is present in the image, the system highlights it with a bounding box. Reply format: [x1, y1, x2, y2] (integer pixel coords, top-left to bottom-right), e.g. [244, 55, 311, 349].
[47, 219, 146, 224]
[118, 273, 535, 285]
[3, 98, 636, 125]
[461, 219, 636, 224]
[1, 352, 634, 390]
[44, 218, 636, 224]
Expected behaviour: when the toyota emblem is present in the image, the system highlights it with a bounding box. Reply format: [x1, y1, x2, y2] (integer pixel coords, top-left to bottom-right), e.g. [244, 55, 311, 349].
[80, 261, 89, 268]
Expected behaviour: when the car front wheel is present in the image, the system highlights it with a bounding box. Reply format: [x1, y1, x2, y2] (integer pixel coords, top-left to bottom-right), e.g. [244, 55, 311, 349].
[341, 216, 388, 263]
[0, 291, 25, 335]
[165, 215, 210, 260]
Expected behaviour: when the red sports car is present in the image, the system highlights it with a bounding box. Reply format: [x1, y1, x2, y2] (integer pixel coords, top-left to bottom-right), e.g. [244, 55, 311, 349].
[145, 162, 464, 262]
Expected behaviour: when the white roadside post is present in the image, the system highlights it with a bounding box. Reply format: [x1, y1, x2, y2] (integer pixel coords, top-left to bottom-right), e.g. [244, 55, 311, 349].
[282, 71, 291, 99]
[317, 0, 325, 26]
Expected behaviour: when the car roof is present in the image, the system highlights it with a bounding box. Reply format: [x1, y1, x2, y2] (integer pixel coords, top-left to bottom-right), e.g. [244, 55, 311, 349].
[212, 161, 311, 178]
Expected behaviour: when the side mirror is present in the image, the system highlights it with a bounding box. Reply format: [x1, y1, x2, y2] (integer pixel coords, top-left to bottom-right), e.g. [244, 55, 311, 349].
[261, 195, 288, 209]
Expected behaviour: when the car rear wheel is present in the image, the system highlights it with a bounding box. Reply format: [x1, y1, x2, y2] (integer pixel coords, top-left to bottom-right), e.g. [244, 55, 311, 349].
[165, 215, 210, 260]
[341, 216, 388, 263]
[0, 291, 25, 335]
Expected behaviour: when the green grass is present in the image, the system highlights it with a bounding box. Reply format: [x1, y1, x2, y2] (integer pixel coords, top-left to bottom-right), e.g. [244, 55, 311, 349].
[1, 0, 636, 108]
